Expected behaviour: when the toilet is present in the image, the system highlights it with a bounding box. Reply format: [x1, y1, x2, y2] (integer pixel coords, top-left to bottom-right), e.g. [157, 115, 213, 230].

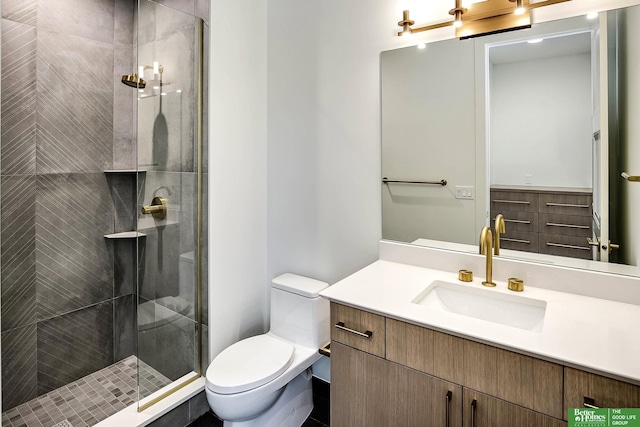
[205, 273, 330, 427]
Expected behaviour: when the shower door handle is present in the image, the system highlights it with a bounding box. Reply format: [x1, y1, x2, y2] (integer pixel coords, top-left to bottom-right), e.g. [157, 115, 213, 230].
[142, 197, 167, 220]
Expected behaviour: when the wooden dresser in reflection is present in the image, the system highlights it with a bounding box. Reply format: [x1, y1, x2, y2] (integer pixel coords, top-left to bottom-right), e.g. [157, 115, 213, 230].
[490, 186, 593, 260]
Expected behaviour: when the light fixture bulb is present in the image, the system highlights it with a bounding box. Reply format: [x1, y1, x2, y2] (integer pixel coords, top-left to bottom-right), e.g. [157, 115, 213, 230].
[453, 10, 463, 28]
[586, 12, 598, 20]
[514, 0, 525, 15]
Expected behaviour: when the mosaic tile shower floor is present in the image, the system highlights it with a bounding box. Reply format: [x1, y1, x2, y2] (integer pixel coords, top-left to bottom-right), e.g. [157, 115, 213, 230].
[1, 356, 172, 427]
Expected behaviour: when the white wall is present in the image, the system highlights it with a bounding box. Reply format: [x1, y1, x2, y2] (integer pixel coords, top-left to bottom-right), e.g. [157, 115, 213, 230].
[208, 0, 268, 359]
[266, 0, 400, 286]
[490, 53, 592, 188]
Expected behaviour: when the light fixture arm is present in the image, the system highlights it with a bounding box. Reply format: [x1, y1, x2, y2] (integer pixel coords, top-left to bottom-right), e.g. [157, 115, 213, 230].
[397, 0, 571, 39]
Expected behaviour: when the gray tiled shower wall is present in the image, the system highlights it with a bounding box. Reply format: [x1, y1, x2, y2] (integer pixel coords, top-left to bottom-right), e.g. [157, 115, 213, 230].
[1, 0, 210, 412]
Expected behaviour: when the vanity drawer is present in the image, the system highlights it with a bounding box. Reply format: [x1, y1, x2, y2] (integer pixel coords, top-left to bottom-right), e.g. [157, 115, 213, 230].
[386, 318, 563, 418]
[491, 211, 537, 232]
[330, 303, 385, 357]
[539, 214, 591, 237]
[539, 193, 592, 216]
[563, 368, 640, 421]
[500, 230, 538, 252]
[539, 233, 592, 259]
[490, 191, 539, 213]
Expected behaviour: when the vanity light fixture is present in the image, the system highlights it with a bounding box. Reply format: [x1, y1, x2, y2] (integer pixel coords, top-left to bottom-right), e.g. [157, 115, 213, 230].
[450, 0, 468, 28]
[513, 0, 526, 15]
[397, 0, 572, 40]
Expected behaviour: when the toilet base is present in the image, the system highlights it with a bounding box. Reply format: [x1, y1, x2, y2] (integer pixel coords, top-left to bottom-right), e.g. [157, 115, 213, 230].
[223, 368, 314, 427]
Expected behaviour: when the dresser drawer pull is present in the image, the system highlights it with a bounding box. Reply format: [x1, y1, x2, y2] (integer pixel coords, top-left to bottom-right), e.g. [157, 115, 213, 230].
[545, 202, 590, 208]
[505, 219, 531, 224]
[584, 397, 599, 409]
[493, 218, 531, 224]
[471, 399, 477, 427]
[335, 322, 373, 339]
[493, 199, 530, 205]
[445, 391, 452, 427]
[502, 238, 531, 244]
[546, 242, 590, 251]
[546, 222, 590, 229]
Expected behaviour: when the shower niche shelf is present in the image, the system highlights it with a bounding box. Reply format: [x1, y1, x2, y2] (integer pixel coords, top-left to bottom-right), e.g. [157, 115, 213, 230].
[104, 231, 146, 239]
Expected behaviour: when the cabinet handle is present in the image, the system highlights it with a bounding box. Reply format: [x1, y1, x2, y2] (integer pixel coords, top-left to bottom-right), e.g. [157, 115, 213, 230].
[502, 237, 531, 244]
[546, 202, 589, 208]
[334, 322, 373, 339]
[505, 219, 531, 224]
[584, 397, 599, 409]
[493, 199, 530, 205]
[493, 218, 531, 224]
[546, 222, 590, 229]
[445, 391, 452, 427]
[546, 242, 590, 251]
[471, 399, 477, 427]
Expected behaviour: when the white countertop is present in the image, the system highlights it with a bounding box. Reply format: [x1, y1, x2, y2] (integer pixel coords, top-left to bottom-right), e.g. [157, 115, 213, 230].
[320, 259, 640, 385]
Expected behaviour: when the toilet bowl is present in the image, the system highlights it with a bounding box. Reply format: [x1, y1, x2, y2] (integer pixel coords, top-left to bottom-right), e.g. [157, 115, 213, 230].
[205, 273, 329, 427]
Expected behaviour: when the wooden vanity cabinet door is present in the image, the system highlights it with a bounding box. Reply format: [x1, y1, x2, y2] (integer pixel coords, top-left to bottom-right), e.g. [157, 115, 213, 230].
[331, 342, 463, 427]
[563, 368, 640, 420]
[331, 342, 391, 427]
[387, 318, 563, 419]
[463, 389, 567, 427]
[330, 303, 385, 357]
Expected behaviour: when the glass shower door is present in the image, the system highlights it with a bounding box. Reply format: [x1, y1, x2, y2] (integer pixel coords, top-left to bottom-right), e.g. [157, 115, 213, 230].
[134, 0, 207, 408]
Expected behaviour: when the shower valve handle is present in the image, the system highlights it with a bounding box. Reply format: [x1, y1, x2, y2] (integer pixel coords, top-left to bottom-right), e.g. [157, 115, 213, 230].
[142, 197, 167, 220]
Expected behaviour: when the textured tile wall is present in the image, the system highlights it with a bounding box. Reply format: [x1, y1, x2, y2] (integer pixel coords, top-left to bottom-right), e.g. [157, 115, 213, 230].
[1, 0, 129, 411]
[36, 301, 114, 394]
[1, 19, 36, 176]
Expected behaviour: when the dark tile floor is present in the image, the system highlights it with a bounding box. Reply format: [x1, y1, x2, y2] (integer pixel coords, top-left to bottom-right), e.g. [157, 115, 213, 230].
[1, 356, 172, 427]
[187, 377, 330, 427]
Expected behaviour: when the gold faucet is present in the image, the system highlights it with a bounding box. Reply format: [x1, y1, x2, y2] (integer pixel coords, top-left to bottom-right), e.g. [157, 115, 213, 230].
[479, 226, 496, 287]
[494, 214, 506, 255]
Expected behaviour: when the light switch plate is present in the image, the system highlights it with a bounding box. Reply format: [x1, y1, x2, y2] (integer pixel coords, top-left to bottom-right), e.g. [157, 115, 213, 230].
[455, 186, 474, 200]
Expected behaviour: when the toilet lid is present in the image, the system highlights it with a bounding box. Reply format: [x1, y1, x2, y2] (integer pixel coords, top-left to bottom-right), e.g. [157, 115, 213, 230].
[206, 335, 295, 394]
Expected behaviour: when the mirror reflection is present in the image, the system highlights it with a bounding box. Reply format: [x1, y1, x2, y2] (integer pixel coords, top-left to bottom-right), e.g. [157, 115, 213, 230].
[381, 6, 640, 276]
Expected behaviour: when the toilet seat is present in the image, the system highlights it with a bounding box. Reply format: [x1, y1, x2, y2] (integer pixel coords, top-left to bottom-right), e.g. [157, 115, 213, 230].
[206, 335, 295, 394]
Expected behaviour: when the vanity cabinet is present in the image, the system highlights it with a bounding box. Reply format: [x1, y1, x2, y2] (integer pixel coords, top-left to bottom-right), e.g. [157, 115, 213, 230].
[463, 389, 567, 427]
[490, 187, 593, 259]
[563, 368, 640, 421]
[331, 303, 640, 426]
[331, 342, 463, 427]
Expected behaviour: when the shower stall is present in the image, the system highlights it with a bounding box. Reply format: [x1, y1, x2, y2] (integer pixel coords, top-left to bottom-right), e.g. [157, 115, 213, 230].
[0, 0, 208, 425]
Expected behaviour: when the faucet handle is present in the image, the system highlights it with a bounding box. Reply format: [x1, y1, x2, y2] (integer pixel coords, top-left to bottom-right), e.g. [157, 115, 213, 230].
[508, 278, 524, 292]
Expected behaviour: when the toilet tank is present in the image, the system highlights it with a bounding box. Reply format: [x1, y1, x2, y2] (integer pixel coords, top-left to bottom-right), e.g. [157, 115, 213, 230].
[270, 273, 330, 349]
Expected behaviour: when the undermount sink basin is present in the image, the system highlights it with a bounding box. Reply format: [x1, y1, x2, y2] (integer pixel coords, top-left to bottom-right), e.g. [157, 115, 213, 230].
[412, 280, 547, 332]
